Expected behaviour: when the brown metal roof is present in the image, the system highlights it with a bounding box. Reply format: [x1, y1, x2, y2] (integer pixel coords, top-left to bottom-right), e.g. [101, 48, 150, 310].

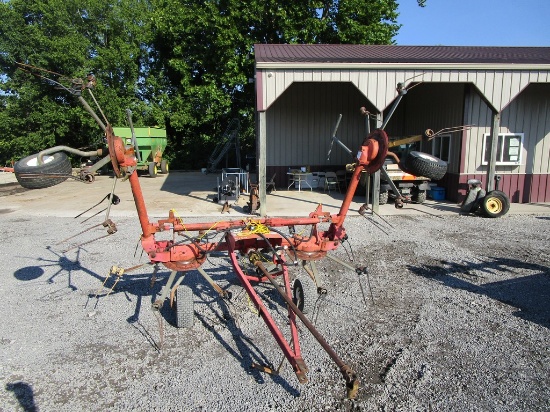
[254, 44, 550, 65]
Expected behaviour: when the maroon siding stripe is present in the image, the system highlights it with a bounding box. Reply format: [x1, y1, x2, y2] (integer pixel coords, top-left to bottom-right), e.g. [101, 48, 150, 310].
[267, 168, 550, 204]
[529, 175, 541, 203]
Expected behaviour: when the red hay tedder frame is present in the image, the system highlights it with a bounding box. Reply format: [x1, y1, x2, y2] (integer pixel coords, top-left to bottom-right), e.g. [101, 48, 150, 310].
[105, 124, 388, 398]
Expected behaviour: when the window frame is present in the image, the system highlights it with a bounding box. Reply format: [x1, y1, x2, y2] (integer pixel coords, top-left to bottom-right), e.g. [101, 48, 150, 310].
[422, 134, 451, 163]
[482, 133, 524, 166]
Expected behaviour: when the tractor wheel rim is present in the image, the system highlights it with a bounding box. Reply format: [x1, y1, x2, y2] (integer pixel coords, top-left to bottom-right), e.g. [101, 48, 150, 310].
[487, 198, 502, 213]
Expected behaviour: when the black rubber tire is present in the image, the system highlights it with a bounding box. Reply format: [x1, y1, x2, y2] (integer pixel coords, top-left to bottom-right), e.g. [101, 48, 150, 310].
[14, 152, 72, 189]
[461, 188, 479, 213]
[379, 190, 389, 205]
[482, 190, 510, 218]
[411, 188, 427, 204]
[160, 159, 169, 174]
[473, 189, 486, 213]
[292, 276, 318, 315]
[176, 285, 194, 328]
[461, 188, 486, 213]
[148, 162, 158, 177]
[400, 152, 448, 181]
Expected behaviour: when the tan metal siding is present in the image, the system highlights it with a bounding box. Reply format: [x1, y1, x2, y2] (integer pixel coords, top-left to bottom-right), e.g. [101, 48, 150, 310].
[266, 69, 430, 112]
[383, 83, 465, 174]
[261, 68, 548, 114]
[463, 91, 492, 174]
[463, 83, 550, 175]
[523, 84, 550, 175]
[266, 82, 370, 168]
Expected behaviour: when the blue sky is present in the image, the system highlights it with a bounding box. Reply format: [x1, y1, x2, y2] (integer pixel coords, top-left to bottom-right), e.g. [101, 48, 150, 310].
[394, 0, 550, 46]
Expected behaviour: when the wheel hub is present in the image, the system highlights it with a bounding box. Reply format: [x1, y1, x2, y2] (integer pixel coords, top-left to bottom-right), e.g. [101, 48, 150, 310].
[486, 197, 503, 213]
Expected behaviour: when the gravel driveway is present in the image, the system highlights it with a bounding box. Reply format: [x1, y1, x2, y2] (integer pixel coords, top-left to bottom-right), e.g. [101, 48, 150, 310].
[1, 210, 549, 411]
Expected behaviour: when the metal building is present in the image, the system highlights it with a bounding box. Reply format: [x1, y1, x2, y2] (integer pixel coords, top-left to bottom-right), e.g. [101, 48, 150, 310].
[253, 44, 550, 215]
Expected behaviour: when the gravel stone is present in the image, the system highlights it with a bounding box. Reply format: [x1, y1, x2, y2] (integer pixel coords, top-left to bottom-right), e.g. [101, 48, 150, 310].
[1, 213, 549, 411]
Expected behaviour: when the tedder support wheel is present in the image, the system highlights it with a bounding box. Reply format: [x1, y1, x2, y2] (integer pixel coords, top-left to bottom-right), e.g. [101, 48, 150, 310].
[379, 190, 389, 205]
[14, 152, 72, 189]
[482, 190, 510, 218]
[160, 159, 169, 174]
[148, 162, 158, 178]
[176, 285, 194, 328]
[400, 151, 448, 181]
[292, 276, 318, 315]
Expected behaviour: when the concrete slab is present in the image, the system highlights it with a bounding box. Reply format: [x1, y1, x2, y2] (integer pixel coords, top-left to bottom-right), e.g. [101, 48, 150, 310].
[1, 170, 549, 218]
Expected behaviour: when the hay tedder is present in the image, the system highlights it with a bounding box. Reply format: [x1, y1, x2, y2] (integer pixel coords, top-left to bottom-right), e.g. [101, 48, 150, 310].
[99, 123, 388, 399]
[14, 66, 396, 399]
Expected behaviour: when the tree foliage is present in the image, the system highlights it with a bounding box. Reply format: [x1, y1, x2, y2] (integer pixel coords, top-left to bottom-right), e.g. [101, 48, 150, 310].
[0, 0, 424, 168]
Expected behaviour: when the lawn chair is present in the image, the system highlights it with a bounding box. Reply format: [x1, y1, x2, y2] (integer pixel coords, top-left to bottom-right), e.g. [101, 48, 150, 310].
[336, 170, 347, 189]
[324, 171, 340, 193]
[266, 173, 276, 193]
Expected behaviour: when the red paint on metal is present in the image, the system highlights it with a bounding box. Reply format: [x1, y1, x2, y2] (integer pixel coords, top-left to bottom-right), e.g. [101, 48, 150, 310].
[129, 171, 153, 239]
[228, 247, 306, 380]
[105, 121, 387, 391]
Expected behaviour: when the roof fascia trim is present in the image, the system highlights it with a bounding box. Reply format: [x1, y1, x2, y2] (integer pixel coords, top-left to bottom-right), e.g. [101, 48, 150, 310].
[256, 62, 550, 71]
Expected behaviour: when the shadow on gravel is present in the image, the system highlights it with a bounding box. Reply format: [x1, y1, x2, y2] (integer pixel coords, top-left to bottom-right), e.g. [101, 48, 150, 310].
[5, 381, 37, 412]
[178, 268, 301, 397]
[14, 246, 104, 291]
[86, 261, 302, 397]
[409, 257, 550, 329]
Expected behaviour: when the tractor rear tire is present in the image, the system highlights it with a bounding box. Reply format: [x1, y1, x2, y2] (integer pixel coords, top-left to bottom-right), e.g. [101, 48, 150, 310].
[176, 286, 194, 328]
[482, 190, 510, 218]
[400, 152, 447, 181]
[14, 152, 72, 189]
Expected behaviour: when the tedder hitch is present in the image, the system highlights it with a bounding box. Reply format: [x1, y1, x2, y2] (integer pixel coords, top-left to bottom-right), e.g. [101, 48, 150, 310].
[254, 259, 359, 398]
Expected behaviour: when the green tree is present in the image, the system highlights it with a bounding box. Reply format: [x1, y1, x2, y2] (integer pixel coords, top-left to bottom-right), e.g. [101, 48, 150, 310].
[0, 0, 425, 168]
[148, 0, 422, 169]
[0, 0, 154, 162]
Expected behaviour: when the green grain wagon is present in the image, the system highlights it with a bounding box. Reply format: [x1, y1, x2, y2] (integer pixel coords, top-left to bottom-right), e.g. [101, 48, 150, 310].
[113, 127, 168, 177]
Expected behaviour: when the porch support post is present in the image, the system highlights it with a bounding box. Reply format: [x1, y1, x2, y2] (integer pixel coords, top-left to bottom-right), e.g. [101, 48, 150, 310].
[486, 111, 500, 192]
[372, 113, 383, 214]
[259, 110, 267, 216]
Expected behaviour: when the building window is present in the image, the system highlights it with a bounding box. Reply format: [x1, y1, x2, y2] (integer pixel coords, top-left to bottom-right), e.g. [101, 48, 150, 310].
[482, 133, 524, 165]
[422, 134, 451, 162]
